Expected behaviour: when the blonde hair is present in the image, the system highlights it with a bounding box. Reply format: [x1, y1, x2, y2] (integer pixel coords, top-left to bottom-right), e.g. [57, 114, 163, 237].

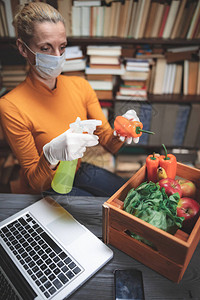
[13, 2, 65, 43]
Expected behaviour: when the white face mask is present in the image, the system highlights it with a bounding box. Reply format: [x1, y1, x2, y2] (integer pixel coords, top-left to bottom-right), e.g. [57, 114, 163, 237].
[24, 42, 66, 79]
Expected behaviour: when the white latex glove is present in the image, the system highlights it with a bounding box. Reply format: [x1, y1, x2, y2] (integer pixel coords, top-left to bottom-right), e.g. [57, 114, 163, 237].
[43, 128, 99, 165]
[114, 109, 140, 144]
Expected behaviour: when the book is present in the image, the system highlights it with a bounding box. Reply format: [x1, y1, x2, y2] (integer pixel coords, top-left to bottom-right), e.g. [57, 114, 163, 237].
[0, 0, 9, 36]
[168, 64, 176, 94]
[85, 64, 125, 75]
[144, 1, 158, 38]
[173, 64, 183, 94]
[137, 0, 151, 38]
[125, 58, 150, 68]
[162, 0, 180, 39]
[118, 0, 130, 38]
[121, 71, 149, 81]
[186, 0, 200, 39]
[62, 58, 86, 72]
[183, 60, 189, 95]
[183, 104, 200, 148]
[73, 0, 101, 6]
[96, 6, 105, 37]
[179, 1, 197, 38]
[165, 50, 199, 64]
[103, 5, 111, 37]
[63, 71, 85, 78]
[128, 0, 138, 37]
[138, 103, 152, 145]
[57, 0, 72, 36]
[89, 64, 121, 69]
[2, 0, 15, 37]
[2, 75, 26, 82]
[170, 0, 187, 39]
[160, 104, 179, 147]
[65, 46, 83, 60]
[172, 105, 190, 147]
[112, 1, 121, 37]
[91, 6, 97, 36]
[131, 0, 143, 38]
[119, 86, 147, 97]
[197, 61, 200, 95]
[90, 55, 120, 65]
[87, 45, 122, 56]
[148, 63, 156, 94]
[81, 6, 91, 36]
[108, 1, 118, 37]
[95, 89, 113, 100]
[88, 80, 113, 90]
[158, 3, 170, 37]
[192, 13, 200, 38]
[72, 6, 81, 36]
[188, 61, 199, 95]
[148, 103, 166, 146]
[165, 46, 199, 53]
[123, 0, 134, 38]
[151, 2, 165, 38]
[125, 65, 149, 72]
[153, 58, 167, 94]
[162, 64, 169, 94]
[123, 80, 146, 87]
[86, 74, 113, 81]
[115, 94, 147, 101]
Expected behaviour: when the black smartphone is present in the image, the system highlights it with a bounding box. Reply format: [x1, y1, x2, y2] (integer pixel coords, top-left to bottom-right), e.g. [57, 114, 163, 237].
[114, 269, 145, 300]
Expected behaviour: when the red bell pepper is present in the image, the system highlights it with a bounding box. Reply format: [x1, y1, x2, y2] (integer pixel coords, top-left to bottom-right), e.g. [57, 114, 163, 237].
[146, 152, 160, 183]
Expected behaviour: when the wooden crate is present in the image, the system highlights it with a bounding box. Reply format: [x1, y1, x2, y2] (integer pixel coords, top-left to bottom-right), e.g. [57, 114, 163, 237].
[103, 162, 200, 283]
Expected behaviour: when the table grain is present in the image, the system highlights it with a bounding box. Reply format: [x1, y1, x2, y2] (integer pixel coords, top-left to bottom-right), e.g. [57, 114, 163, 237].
[0, 194, 200, 300]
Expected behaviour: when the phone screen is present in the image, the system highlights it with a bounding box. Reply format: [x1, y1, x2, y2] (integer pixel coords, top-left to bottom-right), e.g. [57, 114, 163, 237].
[114, 269, 145, 300]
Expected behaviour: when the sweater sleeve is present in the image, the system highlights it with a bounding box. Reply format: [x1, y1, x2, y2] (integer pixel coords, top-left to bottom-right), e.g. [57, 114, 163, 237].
[80, 78, 124, 154]
[0, 98, 55, 192]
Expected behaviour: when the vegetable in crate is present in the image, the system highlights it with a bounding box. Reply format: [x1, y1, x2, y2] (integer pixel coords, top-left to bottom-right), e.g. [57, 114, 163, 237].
[146, 152, 159, 183]
[159, 144, 177, 179]
[124, 181, 184, 246]
[157, 166, 167, 181]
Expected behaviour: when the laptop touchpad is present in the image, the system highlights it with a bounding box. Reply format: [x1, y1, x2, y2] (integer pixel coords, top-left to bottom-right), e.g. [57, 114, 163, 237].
[47, 213, 86, 246]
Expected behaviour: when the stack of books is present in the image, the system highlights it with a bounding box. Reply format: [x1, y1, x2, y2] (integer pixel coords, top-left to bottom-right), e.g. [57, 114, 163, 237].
[116, 58, 151, 101]
[1, 65, 27, 91]
[62, 46, 86, 75]
[85, 45, 124, 100]
[85, 45, 124, 75]
[86, 74, 115, 100]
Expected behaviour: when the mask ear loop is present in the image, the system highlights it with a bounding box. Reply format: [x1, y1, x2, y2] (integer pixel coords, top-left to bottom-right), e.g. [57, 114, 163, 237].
[21, 40, 36, 66]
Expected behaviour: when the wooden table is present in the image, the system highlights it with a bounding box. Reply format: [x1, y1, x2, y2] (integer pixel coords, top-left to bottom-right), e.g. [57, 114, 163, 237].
[0, 193, 200, 300]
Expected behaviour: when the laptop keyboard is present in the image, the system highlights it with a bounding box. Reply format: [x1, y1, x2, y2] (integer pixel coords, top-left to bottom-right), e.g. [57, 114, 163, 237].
[0, 214, 82, 299]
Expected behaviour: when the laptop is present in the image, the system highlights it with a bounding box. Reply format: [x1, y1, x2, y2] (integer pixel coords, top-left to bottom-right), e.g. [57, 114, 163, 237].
[0, 197, 113, 299]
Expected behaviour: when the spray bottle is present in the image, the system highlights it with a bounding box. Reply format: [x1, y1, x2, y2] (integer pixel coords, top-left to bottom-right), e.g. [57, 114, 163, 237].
[51, 117, 102, 194]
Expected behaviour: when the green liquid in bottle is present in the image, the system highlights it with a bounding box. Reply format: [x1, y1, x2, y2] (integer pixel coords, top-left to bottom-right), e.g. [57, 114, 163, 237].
[51, 159, 78, 194]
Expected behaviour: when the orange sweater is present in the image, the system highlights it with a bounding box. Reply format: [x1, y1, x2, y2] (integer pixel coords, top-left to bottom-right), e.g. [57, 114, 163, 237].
[0, 73, 123, 194]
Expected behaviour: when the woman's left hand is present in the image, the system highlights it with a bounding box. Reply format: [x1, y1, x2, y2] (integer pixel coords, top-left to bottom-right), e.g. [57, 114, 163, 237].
[113, 110, 140, 144]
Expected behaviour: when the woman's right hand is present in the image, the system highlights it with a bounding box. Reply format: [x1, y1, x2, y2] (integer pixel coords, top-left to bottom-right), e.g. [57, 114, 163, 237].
[43, 129, 99, 166]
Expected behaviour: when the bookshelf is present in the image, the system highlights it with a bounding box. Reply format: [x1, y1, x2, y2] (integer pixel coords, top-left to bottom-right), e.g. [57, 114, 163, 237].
[0, 0, 200, 185]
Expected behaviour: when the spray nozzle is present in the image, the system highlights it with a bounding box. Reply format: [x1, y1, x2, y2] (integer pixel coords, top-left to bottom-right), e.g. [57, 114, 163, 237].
[69, 117, 102, 134]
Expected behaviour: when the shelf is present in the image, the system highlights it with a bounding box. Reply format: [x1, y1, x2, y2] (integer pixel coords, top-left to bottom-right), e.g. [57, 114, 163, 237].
[148, 94, 200, 103]
[1, 37, 200, 47]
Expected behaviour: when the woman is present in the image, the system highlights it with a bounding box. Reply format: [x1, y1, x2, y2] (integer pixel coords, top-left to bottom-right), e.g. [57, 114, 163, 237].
[0, 2, 139, 196]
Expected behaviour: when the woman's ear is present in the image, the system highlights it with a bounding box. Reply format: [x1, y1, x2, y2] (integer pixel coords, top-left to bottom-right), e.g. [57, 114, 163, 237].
[16, 39, 28, 58]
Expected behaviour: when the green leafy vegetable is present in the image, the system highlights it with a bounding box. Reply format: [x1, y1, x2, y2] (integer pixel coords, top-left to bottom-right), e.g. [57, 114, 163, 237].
[124, 181, 184, 246]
